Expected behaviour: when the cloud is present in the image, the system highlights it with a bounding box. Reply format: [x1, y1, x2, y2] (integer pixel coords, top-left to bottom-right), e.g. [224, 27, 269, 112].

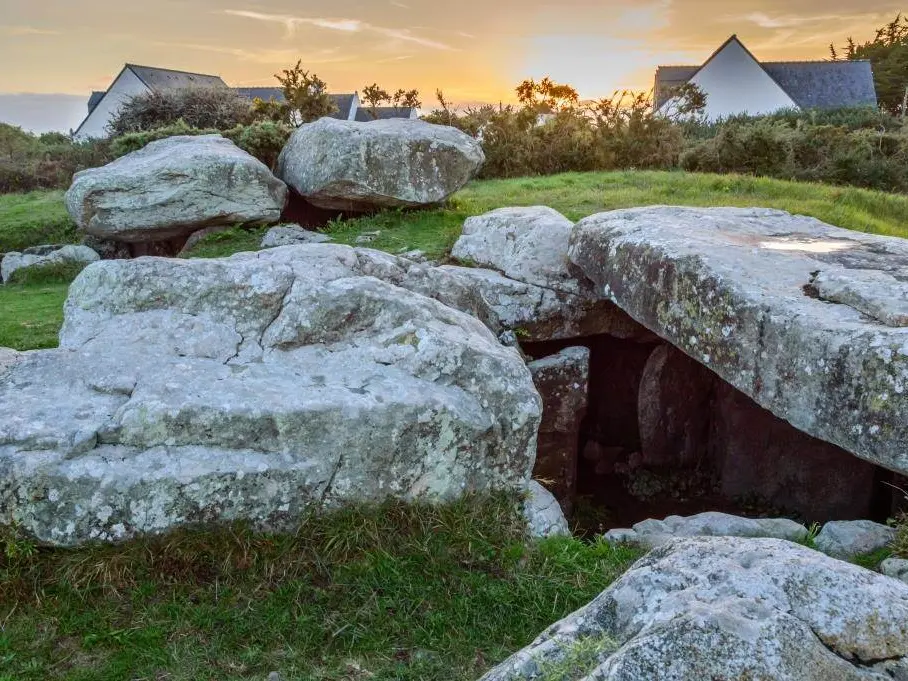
[224, 9, 454, 50]
[149, 40, 350, 65]
[740, 11, 872, 29]
[1, 25, 60, 36]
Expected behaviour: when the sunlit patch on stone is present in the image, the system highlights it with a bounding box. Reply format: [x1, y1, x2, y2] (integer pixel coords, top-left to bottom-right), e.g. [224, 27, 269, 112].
[759, 239, 854, 253]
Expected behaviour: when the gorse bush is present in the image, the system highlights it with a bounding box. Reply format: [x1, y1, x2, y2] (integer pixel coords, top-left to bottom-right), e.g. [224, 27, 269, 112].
[0, 123, 111, 193]
[107, 87, 254, 136]
[110, 120, 293, 169]
[681, 119, 908, 192]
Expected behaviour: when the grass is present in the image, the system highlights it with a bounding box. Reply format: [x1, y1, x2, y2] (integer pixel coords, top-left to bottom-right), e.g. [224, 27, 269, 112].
[6, 170, 908, 352]
[0, 495, 642, 681]
[178, 170, 908, 261]
[0, 190, 78, 254]
[0, 282, 68, 350]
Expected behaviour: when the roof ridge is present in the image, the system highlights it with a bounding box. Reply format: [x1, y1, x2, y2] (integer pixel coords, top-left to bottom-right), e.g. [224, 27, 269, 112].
[126, 63, 222, 79]
[762, 59, 871, 65]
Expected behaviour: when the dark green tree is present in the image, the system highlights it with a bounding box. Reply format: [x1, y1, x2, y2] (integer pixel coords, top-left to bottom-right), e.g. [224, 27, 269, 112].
[832, 15, 908, 116]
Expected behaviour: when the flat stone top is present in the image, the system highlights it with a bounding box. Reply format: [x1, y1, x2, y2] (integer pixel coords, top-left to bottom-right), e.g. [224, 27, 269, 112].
[585, 207, 908, 329]
[569, 206, 908, 474]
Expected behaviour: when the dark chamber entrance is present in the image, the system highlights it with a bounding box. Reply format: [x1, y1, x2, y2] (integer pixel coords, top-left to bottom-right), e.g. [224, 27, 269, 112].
[523, 333, 905, 535]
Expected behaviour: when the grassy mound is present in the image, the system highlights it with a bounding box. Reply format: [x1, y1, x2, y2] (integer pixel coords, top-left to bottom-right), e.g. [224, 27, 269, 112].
[0, 495, 641, 681]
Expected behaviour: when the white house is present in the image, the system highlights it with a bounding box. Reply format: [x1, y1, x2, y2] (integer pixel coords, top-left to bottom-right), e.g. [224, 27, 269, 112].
[75, 64, 417, 140]
[655, 35, 878, 120]
[74, 65, 229, 140]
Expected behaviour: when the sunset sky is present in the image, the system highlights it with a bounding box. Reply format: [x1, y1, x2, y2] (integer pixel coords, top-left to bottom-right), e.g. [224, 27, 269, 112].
[0, 0, 902, 132]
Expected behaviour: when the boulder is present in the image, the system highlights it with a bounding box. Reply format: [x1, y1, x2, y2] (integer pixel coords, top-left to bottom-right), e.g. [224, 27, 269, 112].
[602, 511, 808, 549]
[260, 225, 333, 249]
[276, 118, 484, 211]
[0, 244, 541, 546]
[0, 348, 21, 374]
[815, 520, 896, 559]
[1, 244, 99, 283]
[569, 207, 908, 476]
[65, 135, 287, 243]
[882, 557, 908, 584]
[477, 537, 908, 681]
[528, 347, 590, 509]
[523, 481, 570, 539]
[452, 207, 579, 292]
[399, 264, 646, 343]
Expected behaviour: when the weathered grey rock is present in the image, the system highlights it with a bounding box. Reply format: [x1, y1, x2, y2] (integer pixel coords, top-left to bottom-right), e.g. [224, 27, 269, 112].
[602, 511, 809, 549]
[569, 206, 908, 476]
[276, 118, 484, 211]
[882, 557, 908, 584]
[260, 225, 332, 249]
[528, 347, 589, 510]
[452, 207, 579, 292]
[399, 264, 647, 343]
[1, 244, 99, 283]
[0, 244, 541, 546]
[22, 244, 63, 256]
[523, 481, 570, 539]
[65, 135, 287, 242]
[478, 537, 908, 681]
[398, 249, 428, 263]
[0, 348, 21, 375]
[815, 520, 896, 559]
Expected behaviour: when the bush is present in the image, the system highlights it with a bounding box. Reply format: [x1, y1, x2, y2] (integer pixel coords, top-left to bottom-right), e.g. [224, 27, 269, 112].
[680, 120, 908, 192]
[0, 123, 112, 193]
[110, 120, 293, 169]
[107, 87, 254, 136]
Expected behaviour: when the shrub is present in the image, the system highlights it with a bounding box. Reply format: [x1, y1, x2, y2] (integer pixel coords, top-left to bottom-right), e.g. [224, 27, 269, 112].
[107, 87, 254, 136]
[222, 120, 292, 169]
[680, 119, 908, 192]
[110, 120, 293, 169]
[0, 123, 112, 193]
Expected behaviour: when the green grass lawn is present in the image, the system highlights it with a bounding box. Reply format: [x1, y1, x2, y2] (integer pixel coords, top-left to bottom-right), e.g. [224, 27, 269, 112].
[0, 190, 78, 254]
[0, 282, 68, 350]
[0, 496, 642, 681]
[242, 170, 908, 260]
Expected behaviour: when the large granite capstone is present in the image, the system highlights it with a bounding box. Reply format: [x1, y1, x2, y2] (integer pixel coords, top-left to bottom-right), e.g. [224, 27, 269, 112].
[65, 135, 287, 242]
[569, 207, 908, 475]
[0, 245, 541, 546]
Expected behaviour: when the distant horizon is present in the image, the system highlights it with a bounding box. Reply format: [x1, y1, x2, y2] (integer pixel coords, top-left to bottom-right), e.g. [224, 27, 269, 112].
[1, 0, 901, 133]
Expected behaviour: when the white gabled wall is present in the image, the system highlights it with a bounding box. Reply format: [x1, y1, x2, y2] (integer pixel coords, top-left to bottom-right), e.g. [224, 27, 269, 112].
[74, 68, 150, 140]
[691, 38, 798, 120]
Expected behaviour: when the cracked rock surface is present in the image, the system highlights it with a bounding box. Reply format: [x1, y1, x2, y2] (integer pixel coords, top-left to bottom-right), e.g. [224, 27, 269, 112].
[65, 135, 287, 243]
[478, 536, 908, 681]
[569, 206, 908, 476]
[0, 244, 541, 546]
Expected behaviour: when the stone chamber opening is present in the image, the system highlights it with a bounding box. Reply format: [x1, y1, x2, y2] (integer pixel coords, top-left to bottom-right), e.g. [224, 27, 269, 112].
[522, 333, 907, 536]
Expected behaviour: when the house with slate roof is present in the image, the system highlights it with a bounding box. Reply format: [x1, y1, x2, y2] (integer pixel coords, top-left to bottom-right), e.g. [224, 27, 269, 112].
[75, 65, 417, 140]
[655, 36, 877, 120]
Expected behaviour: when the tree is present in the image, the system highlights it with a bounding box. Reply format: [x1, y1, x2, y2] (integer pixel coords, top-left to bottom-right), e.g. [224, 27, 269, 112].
[833, 15, 908, 116]
[276, 60, 337, 126]
[391, 88, 421, 109]
[515, 77, 579, 113]
[361, 84, 421, 118]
